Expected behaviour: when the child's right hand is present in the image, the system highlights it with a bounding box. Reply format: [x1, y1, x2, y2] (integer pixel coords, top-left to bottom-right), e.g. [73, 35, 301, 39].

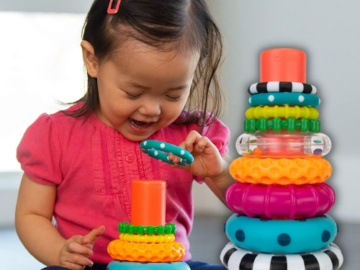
[59, 225, 105, 269]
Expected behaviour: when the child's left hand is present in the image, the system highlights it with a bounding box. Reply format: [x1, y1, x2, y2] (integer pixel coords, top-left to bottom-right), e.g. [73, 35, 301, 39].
[168, 130, 226, 180]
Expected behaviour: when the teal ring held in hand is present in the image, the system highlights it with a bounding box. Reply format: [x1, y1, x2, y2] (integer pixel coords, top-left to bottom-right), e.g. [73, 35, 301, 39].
[140, 140, 194, 166]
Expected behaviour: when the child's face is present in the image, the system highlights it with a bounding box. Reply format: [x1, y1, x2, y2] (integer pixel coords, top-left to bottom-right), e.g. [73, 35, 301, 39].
[94, 40, 200, 141]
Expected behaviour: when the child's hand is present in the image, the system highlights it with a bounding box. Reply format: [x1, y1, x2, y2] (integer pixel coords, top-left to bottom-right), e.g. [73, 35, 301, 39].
[169, 130, 226, 180]
[59, 225, 105, 269]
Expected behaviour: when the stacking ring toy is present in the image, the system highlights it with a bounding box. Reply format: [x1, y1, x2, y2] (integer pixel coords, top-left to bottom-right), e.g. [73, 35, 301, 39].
[246, 105, 319, 120]
[230, 157, 332, 185]
[108, 261, 190, 270]
[225, 182, 335, 218]
[107, 239, 185, 262]
[244, 118, 321, 133]
[224, 214, 338, 254]
[248, 82, 317, 95]
[236, 133, 332, 158]
[248, 93, 321, 107]
[118, 222, 176, 235]
[140, 140, 194, 166]
[120, 233, 175, 243]
[220, 242, 343, 270]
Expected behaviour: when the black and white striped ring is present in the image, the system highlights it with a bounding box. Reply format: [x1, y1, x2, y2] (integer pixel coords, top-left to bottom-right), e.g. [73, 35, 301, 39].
[248, 82, 317, 95]
[220, 242, 343, 270]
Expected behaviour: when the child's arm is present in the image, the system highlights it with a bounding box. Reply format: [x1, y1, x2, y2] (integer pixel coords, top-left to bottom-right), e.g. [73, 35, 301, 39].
[169, 130, 237, 204]
[15, 173, 104, 269]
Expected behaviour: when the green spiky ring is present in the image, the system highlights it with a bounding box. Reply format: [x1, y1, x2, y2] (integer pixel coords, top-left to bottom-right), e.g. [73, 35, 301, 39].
[244, 118, 321, 132]
[118, 222, 177, 235]
[140, 140, 194, 166]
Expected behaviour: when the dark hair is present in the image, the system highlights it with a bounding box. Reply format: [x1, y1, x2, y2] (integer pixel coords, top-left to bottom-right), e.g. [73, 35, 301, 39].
[64, 0, 224, 133]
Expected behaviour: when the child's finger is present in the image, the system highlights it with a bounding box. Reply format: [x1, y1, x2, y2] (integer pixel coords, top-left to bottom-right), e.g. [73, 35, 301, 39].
[83, 225, 105, 245]
[66, 241, 93, 257]
[67, 253, 94, 269]
[184, 131, 202, 152]
[194, 136, 209, 153]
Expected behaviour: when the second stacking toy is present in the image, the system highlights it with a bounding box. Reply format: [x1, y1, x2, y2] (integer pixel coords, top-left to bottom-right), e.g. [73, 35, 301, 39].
[107, 180, 190, 270]
[220, 49, 344, 270]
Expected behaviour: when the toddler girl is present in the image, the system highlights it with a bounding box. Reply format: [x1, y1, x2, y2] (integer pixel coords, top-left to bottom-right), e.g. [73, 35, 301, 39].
[15, 0, 235, 269]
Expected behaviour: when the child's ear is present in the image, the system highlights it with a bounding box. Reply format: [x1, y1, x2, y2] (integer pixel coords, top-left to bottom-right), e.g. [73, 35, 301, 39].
[81, 40, 98, 78]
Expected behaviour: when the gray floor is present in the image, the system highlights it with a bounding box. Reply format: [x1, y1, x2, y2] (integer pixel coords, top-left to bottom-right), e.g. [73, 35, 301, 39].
[1, 217, 359, 270]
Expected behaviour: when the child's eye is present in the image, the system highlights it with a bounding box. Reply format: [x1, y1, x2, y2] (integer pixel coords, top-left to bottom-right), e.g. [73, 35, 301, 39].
[125, 92, 142, 99]
[166, 96, 181, 101]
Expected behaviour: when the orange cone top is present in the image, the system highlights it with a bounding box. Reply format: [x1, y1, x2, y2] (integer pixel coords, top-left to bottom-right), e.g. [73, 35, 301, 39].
[131, 180, 166, 226]
[260, 48, 306, 83]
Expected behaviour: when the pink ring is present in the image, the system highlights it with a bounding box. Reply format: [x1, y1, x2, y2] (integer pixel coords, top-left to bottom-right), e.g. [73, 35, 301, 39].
[288, 185, 296, 219]
[225, 182, 335, 218]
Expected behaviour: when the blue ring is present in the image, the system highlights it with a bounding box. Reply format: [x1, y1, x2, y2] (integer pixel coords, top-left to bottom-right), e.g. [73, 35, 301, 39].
[225, 214, 337, 253]
[108, 261, 190, 270]
[248, 93, 321, 107]
[140, 140, 194, 166]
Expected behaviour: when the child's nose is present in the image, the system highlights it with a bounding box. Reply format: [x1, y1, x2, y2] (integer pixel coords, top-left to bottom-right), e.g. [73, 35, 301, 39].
[139, 100, 161, 116]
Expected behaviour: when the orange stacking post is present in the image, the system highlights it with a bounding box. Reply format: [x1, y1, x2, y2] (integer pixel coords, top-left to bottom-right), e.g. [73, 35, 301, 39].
[261, 48, 306, 83]
[131, 180, 166, 226]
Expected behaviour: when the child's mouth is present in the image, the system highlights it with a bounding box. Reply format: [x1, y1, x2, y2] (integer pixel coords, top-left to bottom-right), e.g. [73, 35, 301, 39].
[129, 118, 152, 128]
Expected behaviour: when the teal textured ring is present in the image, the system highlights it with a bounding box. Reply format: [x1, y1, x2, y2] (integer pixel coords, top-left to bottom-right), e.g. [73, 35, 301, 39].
[248, 92, 321, 107]
[140, 140, 194, 166]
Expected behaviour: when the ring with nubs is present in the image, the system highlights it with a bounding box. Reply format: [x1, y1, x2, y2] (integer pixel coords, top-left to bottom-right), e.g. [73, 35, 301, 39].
[140, 140, 194, 166]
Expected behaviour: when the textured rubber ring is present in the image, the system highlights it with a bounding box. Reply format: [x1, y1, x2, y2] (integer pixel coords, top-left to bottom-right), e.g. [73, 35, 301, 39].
[140, 140, 194, 166]
[118, 222, 176, 235]
[230, 157, 332, 185]
[220, 242, 343, 270]
[248, 93, 321, 107]
[246, 105, 319, 120]
[120, 233, 175, 243]
[244, 118, 321, 132]
[225, 182, 335, 218]
[107, 261, 190, 270]
[107, 239, 185, 262]
[224, 214, 338, 254]
[248, 82, 317, 95]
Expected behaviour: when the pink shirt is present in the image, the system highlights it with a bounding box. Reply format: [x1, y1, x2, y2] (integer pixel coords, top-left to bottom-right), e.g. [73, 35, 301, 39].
[17, 103, 230, 264]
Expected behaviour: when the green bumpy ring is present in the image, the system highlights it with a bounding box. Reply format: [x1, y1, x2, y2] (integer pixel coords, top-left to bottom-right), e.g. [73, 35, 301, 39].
[118, 222, 177, 235]
[244, 118, 321, 132]
[140, 140, 194, 166]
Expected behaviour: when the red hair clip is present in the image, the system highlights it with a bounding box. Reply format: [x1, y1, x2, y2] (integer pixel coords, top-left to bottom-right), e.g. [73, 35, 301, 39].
[108, 0, 121, 14]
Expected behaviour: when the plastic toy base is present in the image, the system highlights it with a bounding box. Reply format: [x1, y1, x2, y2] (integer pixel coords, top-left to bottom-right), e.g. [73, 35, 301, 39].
[230, 157, 332, 185]
[107, 261, 190, 270]
[224, 214, 337, 254]
[225, 182, 335, 218]
[220, 242, 343, 270]
[107, 239, 185, 262]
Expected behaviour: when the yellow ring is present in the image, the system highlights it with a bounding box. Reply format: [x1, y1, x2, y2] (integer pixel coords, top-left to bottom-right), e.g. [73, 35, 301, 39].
[120, 233, 175, 243]
[107, 239, 185, 262]
[230, 157, 332, 185]
[246, 105, 319, 120]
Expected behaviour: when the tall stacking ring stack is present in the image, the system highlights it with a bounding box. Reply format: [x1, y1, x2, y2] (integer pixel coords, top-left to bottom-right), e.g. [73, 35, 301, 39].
[220, 48, 343, 270]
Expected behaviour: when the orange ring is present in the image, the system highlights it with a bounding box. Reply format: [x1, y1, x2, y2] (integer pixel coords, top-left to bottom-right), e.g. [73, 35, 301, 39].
[230, 157, 332, 185]
[107, 239, 185, 262]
